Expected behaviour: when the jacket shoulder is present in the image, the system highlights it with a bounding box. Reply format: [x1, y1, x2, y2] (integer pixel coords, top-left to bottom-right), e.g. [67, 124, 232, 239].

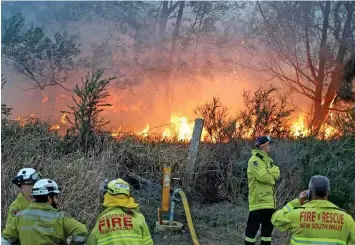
[9, 199, 22, 209]
[8, 200, 23, 217]
[248, 154, 265, 166]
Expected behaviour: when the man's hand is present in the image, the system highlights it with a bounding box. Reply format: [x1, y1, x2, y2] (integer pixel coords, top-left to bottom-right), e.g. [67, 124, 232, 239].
[298, 190, 309, 205]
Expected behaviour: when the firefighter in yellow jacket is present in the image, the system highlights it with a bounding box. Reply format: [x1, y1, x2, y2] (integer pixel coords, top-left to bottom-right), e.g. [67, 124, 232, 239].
[272, 175, 355, 245]
[245, 135, 280, 245]
[1, 178, 88, 245]
[88, 178, 154, 245]
[4, 168, 41, 230]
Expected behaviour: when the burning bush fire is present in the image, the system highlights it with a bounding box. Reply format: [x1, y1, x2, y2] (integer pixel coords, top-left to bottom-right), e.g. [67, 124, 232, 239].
[8, 77, 341, 142]
[14, 98, 340, 142]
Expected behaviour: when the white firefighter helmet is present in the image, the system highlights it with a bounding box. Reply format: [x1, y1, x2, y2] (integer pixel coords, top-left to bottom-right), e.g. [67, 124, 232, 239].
[12, 168, 41, 186]
[31, 179, 61, 196]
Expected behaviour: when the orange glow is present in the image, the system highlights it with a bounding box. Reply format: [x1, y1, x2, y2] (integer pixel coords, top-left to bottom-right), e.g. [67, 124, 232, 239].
[324, 125, 337, 139]
[162, 114, 194, 141]
[49, 124, 60, 130]
[42, 96, 48, 103]
[137, 124, 150, 137]
[61, 113, 67, 124]
[291, 114, 310, 137]
[111, 127, 122, 138]
[162, 128, 172, 139]
[56, 94, 71, 103]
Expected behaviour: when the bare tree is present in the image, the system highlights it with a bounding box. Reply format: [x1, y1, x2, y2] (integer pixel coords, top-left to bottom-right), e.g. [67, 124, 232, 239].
[240, 2, 355, 132]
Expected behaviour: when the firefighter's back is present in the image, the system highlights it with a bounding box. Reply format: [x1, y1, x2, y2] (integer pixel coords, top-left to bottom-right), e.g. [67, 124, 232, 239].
[5, 202, 87, 245]
[89, 207, 153, 245]
[288, 201, 354, 245]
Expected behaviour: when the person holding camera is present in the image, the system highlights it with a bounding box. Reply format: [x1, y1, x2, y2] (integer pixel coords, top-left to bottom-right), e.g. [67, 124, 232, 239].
[272, 175, 355, 244]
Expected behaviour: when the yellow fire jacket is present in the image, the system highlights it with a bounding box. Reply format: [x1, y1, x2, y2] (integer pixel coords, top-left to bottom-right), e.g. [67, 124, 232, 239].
[4, 192, 30, 230]
[2, 202, 88, 245]
[88, 207, 154, 245]
[247, 149, 280, 211]
[272, 198, 355, 245]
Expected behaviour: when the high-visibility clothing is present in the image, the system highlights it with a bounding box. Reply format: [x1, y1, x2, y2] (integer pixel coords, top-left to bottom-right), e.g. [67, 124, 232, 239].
[245, 209, 274, 245]
[2, 202, 88, 245]
[4, 192, 30, 230]
[247, 149, 280, 211]
[272, 198, 355, 245]
[88, 207, 154, 245]
[103, 193, 139, 209]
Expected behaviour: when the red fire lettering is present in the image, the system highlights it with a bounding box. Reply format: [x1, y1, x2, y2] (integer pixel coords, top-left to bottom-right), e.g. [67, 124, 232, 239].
[322, 212, 329, 223]
[305, 212, 313, 222]
[112, 217, 122, 227]
[106, 218, 111, 228]
[311, 212, 315, 222]
[124, 217, 133, 227]
[98, 219, 106, 232]
[300, 211, 304, 222]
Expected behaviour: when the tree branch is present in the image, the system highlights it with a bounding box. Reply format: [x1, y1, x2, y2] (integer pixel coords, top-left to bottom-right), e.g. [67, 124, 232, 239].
[304, 3, 318, 81]
[168, 1, 180, 15]
[317, 1, 330, 83]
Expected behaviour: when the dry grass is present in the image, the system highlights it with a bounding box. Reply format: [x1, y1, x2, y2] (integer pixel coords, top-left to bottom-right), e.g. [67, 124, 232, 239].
[2, 119, 354, 244]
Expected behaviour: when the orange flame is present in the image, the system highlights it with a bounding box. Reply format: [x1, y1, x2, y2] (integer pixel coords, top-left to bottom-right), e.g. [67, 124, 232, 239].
[163, 114, 194, 141]
[137, 124, 150, 137]
[61, 113, 67, 124]
[162, 128, 172, 139]
[111, 127, 122, 138]
[291, 114, 310, 137]
[49, 124, 60, 130]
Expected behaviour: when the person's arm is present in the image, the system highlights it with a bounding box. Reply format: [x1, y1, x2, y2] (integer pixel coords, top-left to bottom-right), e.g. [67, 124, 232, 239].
[270, 166, 280, 180]
[249, 159, 275, 185]
[271, 198, 301, 232]
[347, 214, 355, 245]
[140, 216, 154, 245]
[86, 228, 98, 245]
[63, 216, 88, 245]
[2, 215, 19, 244]
[4, 205, 20, 232]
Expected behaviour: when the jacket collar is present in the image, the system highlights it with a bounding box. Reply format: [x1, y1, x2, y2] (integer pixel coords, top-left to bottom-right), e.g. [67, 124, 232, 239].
[303, 200, 340, 209]
[17, 192, 30, 207]
[29, 202, 57, 211]
[252, 149, 269, 159]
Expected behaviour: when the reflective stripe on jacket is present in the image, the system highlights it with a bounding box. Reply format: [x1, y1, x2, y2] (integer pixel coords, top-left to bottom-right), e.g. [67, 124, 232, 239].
[2, 202, 88, 245]
[88, 207, 154, 245]
[272, 198, 355, 245]
[247, 149, 280, 211]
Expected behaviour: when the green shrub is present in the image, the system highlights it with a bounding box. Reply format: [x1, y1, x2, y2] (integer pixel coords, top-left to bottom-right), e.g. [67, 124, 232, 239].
[295, 135, 355, 214]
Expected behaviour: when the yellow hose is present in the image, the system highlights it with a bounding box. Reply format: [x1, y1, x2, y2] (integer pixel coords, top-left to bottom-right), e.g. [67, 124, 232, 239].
[178, 190, 200, 245]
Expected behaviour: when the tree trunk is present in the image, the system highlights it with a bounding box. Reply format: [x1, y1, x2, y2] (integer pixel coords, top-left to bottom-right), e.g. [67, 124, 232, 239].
[311, 1, 330, 132]
[311, 2, 354, 132]
[161, 1, 185, 109]
[168, 1, 185, 70]
[192, 3, 206, 67]
[159, 1, 169, 41]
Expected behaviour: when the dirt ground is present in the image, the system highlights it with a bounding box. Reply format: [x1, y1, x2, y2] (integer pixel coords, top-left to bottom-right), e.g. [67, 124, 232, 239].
[135, 191, 289, 245]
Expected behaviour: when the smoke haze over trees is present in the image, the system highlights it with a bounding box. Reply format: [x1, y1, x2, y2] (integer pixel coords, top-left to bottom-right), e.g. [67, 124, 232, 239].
[1, 1, 354, 134]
